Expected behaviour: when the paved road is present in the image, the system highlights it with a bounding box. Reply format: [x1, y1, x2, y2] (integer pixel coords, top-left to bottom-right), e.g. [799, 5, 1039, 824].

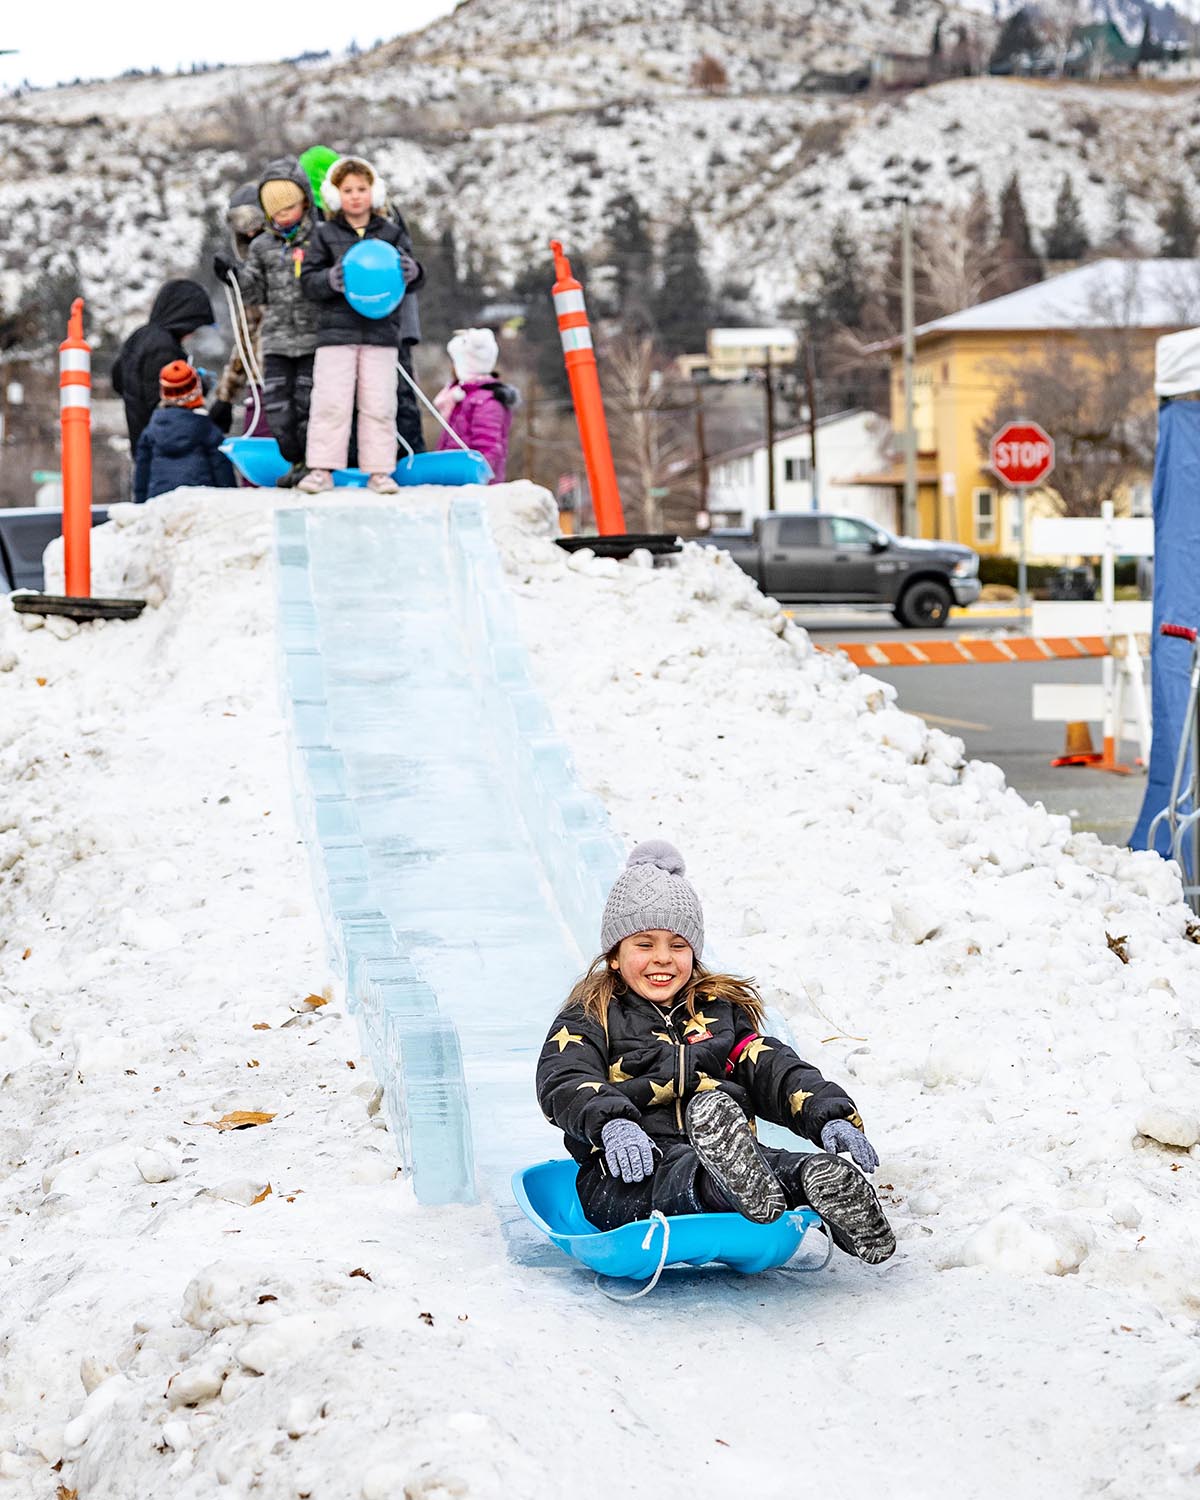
[792, 606, 1147, 846]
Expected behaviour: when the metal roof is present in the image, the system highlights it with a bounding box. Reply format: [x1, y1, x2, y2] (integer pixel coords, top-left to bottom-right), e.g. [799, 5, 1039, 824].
[912, 259, 1200, 341]
[708, 327, 798, 348]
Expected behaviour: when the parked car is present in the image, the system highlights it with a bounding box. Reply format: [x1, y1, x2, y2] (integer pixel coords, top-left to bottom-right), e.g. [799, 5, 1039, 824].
[0, 507, 110, 592]
[702, 512, 981, 628]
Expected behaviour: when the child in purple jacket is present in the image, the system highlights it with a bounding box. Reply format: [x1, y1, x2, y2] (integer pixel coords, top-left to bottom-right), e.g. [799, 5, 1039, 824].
[433, 328, 519, 483]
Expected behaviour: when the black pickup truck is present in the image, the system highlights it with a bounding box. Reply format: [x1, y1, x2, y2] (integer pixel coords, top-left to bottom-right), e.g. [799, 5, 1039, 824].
[0, 507, 110, 592]
[704, 512, 981, 628]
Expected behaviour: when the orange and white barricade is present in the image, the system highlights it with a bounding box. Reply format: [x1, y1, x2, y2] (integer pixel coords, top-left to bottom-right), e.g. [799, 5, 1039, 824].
[550, 240, 625, 536]
[58, 297, 93, 598]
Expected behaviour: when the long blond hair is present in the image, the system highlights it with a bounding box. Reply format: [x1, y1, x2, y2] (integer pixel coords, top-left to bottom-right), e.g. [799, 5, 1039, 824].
[564, 948, 765, 1034]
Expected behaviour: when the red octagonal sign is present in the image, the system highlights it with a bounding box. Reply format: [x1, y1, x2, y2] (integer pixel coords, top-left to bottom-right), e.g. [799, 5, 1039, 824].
[989, 421, 1055, 488]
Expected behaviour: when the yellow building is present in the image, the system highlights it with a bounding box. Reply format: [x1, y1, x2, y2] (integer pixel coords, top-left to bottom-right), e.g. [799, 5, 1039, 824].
[676, 327, 799, 382]
[870, 259, 1198, 552]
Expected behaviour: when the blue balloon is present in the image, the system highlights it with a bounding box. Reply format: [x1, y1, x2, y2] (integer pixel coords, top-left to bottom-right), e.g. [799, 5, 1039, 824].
[342, 239, 405, 320]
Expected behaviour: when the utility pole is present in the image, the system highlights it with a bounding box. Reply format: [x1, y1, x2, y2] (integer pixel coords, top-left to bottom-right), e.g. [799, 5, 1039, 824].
[764, 348, 777, 512]
[804, 332, 819, 511]
[523, 372, 537, 483]
[901, 196, 918, 538]
[692, 383, 709, 519]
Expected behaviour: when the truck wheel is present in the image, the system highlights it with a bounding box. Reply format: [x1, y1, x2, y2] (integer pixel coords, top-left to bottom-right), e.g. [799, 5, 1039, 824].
[895, 580, 953, 629]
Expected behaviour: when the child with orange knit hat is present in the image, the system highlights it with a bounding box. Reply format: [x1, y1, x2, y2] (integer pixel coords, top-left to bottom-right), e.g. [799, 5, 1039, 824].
[132, 362, 234, 503]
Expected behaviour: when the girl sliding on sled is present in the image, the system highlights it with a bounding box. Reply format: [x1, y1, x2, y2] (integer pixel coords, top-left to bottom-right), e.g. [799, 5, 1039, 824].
[536, 841, 896, 1264]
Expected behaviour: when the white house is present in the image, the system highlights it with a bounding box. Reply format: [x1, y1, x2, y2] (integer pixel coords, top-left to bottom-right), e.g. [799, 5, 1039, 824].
[705, 409, 898, 530]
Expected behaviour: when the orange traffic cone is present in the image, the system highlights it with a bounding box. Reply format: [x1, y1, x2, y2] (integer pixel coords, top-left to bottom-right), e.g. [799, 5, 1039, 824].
[1051, 721, 1101, 767]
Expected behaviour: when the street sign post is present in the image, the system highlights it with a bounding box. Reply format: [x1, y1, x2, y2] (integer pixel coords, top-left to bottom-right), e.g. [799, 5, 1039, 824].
[989, 421, 1055, 628]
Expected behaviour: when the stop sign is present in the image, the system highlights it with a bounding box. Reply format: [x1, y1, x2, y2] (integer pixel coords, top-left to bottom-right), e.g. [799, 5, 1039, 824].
[989, 421, 1055, 487]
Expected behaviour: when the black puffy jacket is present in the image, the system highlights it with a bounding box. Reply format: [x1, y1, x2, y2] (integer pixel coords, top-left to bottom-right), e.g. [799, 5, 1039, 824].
[132, 407, 234, 503]
[300, 213, 424, 349]
[536, 992, 861, 1168]
[112, 280, 214, 448]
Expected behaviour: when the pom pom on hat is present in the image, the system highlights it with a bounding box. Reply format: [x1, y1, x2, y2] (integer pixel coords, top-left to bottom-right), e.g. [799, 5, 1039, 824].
[626, 839, 686, 876]
[158, 360, 203, 409]
[448, 327, 499, 381]
[601, 838, 704, 959]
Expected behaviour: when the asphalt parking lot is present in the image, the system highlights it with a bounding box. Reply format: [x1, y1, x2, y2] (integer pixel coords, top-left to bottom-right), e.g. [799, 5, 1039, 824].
[794, 606, 1147, 846]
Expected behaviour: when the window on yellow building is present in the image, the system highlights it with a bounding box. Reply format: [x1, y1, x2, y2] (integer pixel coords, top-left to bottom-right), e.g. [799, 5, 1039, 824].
[973, 488, 995, 544]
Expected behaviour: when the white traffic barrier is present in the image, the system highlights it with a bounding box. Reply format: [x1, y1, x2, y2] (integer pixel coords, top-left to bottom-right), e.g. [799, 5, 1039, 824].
[1028, 501, 1153, 772]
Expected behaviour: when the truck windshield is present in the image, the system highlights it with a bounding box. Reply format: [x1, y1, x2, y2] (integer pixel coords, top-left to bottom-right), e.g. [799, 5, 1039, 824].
[829, 517, 881, 548]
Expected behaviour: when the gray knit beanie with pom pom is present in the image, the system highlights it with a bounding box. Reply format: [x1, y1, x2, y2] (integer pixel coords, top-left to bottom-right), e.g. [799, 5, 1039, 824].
[600, 840, 704, 959]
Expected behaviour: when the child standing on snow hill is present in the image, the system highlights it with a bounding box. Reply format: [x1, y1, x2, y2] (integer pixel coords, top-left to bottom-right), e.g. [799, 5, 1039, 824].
[214, 159, 321, 488]
[536, 841, 896, 1264]
[132, 361, 234, 503]
[297, 156, 424, 495]
[208, 182, 266, 440]
[434, 328, 518, 483]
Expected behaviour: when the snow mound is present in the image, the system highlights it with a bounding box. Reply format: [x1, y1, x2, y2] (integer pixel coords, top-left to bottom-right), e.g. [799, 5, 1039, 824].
[954, 1209, 1093, 1278]
[1136, 1105, 1200, 1150]
[5, 486, 1200, 1497]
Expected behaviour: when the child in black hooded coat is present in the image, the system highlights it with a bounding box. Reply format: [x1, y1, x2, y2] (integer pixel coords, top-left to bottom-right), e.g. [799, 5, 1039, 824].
[112, 279, 214, 449]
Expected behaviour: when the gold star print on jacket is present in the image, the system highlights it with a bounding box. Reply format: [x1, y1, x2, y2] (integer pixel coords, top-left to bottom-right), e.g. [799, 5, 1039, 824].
[536, 992, 862, 1169]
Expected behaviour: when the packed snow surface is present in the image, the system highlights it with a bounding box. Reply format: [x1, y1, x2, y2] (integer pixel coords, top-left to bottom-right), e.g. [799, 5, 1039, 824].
[1, 485, 1200, 1498]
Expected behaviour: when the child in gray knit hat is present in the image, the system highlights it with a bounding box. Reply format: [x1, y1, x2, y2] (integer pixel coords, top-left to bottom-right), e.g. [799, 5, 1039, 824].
[535, 840, 896, 1264]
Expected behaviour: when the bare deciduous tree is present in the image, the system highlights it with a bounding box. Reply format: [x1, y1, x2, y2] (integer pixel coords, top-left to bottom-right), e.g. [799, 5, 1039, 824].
[1040, 0, 1084, 76]
[912, 192, 1004, 317]
[977, 331, 1158, 516]
[605, 333, 687, 532]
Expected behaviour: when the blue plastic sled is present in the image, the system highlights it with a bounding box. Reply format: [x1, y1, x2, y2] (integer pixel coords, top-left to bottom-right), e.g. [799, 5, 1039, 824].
[513, 1158, 823, 1278]
[220, 436, 492, 490]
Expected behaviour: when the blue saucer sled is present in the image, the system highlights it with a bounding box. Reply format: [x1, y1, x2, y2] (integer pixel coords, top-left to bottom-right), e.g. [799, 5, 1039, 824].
[514, 1159, 824, 1279]
[221, 436, 493, 489]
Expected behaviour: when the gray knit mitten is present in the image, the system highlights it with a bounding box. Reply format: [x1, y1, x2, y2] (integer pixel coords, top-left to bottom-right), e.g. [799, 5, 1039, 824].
[820, 1119, 880, 1175]
[601, 1119, 656, 1183]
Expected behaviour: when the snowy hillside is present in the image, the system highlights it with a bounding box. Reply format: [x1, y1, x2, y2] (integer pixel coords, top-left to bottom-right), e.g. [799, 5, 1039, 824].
[3, 0, 1200, 339]
[2, 485, 1200, 1498]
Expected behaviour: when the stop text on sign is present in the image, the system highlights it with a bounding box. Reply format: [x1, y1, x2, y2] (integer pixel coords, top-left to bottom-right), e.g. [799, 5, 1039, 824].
[989, 421, 1055, 487]
[994, 439, 1050, 469]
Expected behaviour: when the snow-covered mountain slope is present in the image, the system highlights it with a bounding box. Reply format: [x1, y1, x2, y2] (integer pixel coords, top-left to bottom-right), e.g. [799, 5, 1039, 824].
[2, 485, 1200, 1498]
[3, 0, 1200, 341]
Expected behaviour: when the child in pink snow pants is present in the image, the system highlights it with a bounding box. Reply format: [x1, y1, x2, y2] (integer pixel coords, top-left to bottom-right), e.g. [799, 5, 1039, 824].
[297, 155, 424, 495]
[306, 345, 398, 477]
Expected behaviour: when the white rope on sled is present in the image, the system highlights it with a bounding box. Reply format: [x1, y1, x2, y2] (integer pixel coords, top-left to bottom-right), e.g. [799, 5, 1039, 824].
[594, 1212, 671, 1302]
[779, 1217, 835, 1277]
[396, 356, 473, 455]
[221, 273, 264, 437]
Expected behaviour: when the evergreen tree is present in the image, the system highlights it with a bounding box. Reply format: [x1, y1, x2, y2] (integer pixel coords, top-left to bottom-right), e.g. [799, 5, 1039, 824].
[511, 255, 578, 399]
[605, 190, 656, 330]
[1044, 174, 1090, 262]
[989, 6, 1040, 73]
[1136, 16, 1160, 68]
[1103, 185, 1134, 251]
[651, 215, 713, 356]
[810, 216, 867, 332]
[994, 171, 1042, 290]
[407, 223, 462, 349]
[1159, 183, 1198, 258]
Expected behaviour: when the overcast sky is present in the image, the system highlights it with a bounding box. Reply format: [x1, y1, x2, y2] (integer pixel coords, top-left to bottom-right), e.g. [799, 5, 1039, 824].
[0, 1, 459, 88]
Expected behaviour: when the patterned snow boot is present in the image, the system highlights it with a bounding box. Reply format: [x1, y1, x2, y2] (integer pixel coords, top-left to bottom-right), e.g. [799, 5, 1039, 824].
[799, 1152, 896, 1265]
[685, 1091, 787, 1224]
